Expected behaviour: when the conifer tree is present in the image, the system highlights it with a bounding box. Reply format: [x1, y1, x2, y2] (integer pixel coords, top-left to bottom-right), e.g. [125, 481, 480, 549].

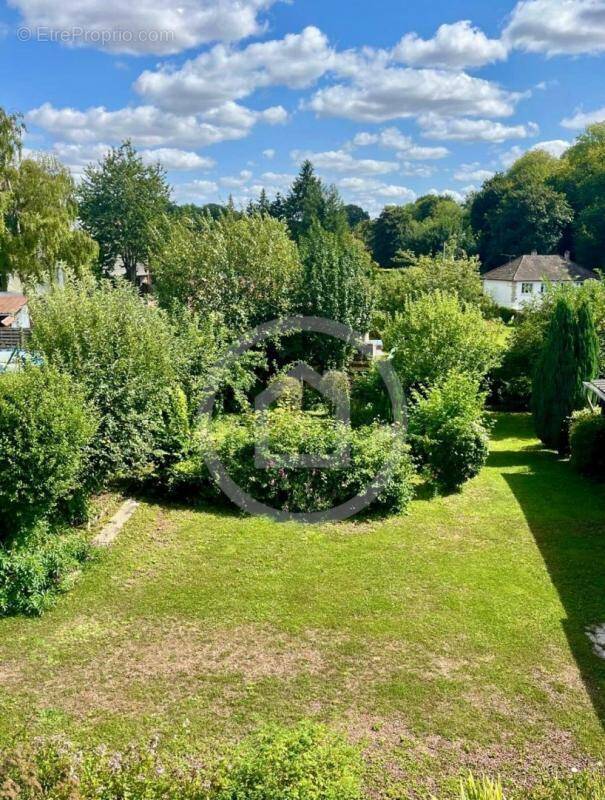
[532, 296, 584, 453]
[574, 298, 600, 406]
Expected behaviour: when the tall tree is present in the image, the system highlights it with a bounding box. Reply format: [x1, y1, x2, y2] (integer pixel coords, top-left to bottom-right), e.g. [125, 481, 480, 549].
[344, 204, 369, 228]
[574, 299, 600, 407]
[1, 152, 97, 288]
[557, 123, 605, 268]
[532, 296, 586, 454]
[78, 141, 171, 283]
[370, 205, 415, 267]
[296, 223, 374, 368]
[281, 161, 347, 241]
[151, 213, 301, 330]
[469, 151, 572, 269]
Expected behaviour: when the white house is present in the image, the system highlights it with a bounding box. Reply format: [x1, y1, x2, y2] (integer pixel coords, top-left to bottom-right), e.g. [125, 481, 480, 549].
[482, 252, 597, 311]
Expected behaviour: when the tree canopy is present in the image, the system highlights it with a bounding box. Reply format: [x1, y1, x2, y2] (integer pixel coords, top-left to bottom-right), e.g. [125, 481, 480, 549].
[78, 141, 171, 283]
[0, 109, 97, 289]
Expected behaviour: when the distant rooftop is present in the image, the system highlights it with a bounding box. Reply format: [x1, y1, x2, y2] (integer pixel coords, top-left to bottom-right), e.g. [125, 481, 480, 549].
[482, 254, 597, 283]
[0, 292, 28, 315]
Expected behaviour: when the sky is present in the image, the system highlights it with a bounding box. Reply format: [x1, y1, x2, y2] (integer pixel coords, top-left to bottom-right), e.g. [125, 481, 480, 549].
[1, 0, 605, 216]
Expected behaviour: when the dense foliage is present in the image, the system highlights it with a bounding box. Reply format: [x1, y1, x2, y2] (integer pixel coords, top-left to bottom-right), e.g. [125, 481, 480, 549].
[469, 151, 573, 270]
[296, 223, 374, 368]
[30, 276, 186, 484]
[152, 212, 301, 329]
[0, 110, 96, 288]
[375, 250, 489, 323]
[169, 410, 414, 516]
[264, 160, 348, 242]
[78, 141, 171, 282]
[570, 409, 605, 479]
[383, 291, 504, 390]
[409, 372, 490, 490]
[0, 723, 363, 800]
[0, 525, 90, 616]
[368, 195, 473, 268]
[0, 367, 96, 538]
[532, 296, 599, 453]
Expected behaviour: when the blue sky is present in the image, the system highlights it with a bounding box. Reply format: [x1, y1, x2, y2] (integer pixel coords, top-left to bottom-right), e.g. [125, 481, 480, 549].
[1, 0, 605, 215]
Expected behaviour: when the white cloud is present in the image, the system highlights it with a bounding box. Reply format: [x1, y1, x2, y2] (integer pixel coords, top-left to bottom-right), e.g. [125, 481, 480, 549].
[334, 177, 416, 217]
[139, 148, 214, 170]
[26, 102, 283, 148]
[290, 148, 399, 175]
[453, 162, 495, 182]
[429, 187, 467, 202]
[418, 113, 539, 142]
[351, 127, 448, 159]
[307, 66, 523, 123]
[263, 149, 276, 160]
[497, 138, 571, 170]
[399, 161, 438, 178]
[500, 145, 525, 168]
[219, 169, 253, 188]
[174, 178, 220, 203]
[8, 0, 278, 55]
[561, 107, 605, 129]
[505, 0, 605, 56]
[531, 139, 570, 158]
[135, 26, 333, 113]
[394, 20, 508, 69]
[260, 171, 295, 185]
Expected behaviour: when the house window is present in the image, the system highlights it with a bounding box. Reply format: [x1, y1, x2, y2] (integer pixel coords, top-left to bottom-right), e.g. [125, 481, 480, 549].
[540, 283, 546, 294]
[521, 282, 534, 294]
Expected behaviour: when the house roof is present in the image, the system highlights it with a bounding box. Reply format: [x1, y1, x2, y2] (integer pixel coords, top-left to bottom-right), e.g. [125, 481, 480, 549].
[585, 380, 605, 403]
[0, 293, 27, 315]
[482, 254, 597, 283]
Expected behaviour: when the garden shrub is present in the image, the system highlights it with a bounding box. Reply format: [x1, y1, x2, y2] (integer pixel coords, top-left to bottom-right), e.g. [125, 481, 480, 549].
[320, 370, 351, 412]
[383, 291, 504, 390]
[30, 275, 186, 486]
[0, 366, 97, 538]
[217, 721, 363, 799]
[350, 360, 395, 426]
[267, 374, 303, 410]
[168, 410, 414, 515]
[570, 409, 605, 479]
[0, 722, 363, 800]
[0, 524, 90, 616]
[409, 373, 490, 490]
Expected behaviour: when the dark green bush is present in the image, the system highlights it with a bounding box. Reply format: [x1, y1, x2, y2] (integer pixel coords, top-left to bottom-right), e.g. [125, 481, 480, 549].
[409, 373, 490, 491]
[0, 366, 97, 538]
[350, 361, 394, 427]
[0, 524, 90, 616]
[570, 409, 605, 479]
[167, 410, 414, 515]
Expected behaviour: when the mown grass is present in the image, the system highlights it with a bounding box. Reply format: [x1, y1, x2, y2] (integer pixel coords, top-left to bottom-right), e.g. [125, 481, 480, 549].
[0, 413, 604, 796]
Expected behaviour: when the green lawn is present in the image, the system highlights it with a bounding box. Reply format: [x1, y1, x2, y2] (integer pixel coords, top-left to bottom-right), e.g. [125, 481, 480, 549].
[1, 413, 604, 796]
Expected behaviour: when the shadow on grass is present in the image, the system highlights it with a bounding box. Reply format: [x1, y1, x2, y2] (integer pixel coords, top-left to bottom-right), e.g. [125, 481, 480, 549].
[493, 416, 605, 728]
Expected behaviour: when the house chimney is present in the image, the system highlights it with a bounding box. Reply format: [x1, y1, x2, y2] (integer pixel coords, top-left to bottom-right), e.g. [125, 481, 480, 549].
[531, 249, 538, 256]
[564, 250, 571, 261]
